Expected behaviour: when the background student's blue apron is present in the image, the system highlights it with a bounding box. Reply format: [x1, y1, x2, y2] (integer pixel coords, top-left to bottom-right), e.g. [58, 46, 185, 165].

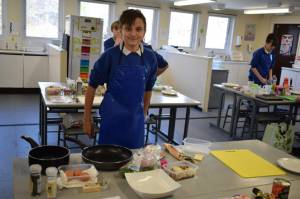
[98, 46, 146, 149]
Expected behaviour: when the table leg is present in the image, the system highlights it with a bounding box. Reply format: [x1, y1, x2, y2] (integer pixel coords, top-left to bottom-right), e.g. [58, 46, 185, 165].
[39, 93, 42, 142]
[217, 92, 225, 127]
[229, 94, 237, 137]
[231, 96, 241, 139]
[168, 107, 177, 143]
[157, 107, 163, 131]
[183, 107, 190, 141]
[249, 100, 257, 139]
[44, 106, 48, 145]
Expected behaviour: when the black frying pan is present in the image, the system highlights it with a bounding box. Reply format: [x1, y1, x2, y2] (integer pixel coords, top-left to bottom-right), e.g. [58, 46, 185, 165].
[21, 136, 70, 174]
[65, 137, 133, 171]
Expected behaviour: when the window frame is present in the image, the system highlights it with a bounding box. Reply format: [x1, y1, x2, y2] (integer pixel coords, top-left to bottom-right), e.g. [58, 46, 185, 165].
[79, 0, 116, 40]
[23, 0, 64, 40]
[127, 4, 159, 48]
[204, 13, 235, 52]
[168, 9, 199, 49]
[0, 0, 7, 38]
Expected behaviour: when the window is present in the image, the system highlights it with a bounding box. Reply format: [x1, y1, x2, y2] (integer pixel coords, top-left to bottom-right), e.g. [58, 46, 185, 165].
[0, 0, 2, 34]
[128, 6, 156, 45]
[205, 15, 235, 50]
[25, 0, 60, 38]
[80, 1, 112, 39]
[168, 10, 197, 48]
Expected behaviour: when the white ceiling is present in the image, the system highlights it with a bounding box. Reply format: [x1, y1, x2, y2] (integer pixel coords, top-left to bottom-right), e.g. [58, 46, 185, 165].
[171, 0, 300, 10]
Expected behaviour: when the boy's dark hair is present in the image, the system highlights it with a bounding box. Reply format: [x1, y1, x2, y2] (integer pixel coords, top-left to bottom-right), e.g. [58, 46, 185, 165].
[266, 33, 277, 47]
[119, 9, 146, 31]
[111, 20, 120, 31]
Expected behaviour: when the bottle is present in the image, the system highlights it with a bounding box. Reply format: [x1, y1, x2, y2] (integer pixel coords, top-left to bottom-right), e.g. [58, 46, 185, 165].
[289, 78, 293, 91]
[46, 167, 58, 199]
[272, 75, 277, 93]
[76, 77, 83, 96]
[29, 164, 42, 196]
[283, 77, 290, 96]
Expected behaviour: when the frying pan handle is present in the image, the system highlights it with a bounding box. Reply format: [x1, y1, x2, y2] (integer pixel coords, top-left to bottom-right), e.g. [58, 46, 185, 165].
[64, 136, 89, 149]
[21, 135, 39, 148]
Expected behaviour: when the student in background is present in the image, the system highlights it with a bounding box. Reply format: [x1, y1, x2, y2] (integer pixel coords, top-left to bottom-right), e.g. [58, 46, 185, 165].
[248, 33, 277, 85]
[103, 20, 122, 51]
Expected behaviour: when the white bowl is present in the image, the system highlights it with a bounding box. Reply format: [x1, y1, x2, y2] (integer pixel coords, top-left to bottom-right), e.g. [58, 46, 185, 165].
[277, 158, 300, 174]
[125, 169, 181, 199]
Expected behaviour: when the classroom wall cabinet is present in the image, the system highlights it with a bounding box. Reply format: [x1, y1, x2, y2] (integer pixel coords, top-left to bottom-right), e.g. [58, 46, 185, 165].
[0, 53, 49, 88]
[0, 54, 24, 88]
[23, 56, 49, 88]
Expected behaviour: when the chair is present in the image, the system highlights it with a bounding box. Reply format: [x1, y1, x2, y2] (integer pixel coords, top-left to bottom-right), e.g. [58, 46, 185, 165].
[242, 112, 289, 139]
[57, 113, 100, 148]
[145, 114, 159, 145]
[223, 100, 251, 129]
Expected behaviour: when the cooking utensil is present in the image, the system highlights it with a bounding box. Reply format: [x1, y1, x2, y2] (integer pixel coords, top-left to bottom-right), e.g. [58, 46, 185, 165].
[65, 137, 133, 171]
[21, 135, 70, 174]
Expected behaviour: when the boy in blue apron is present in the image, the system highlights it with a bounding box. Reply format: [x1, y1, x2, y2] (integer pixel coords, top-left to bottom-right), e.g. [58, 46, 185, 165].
[84, 9, 158, 149]
[248, 33, 277, 85]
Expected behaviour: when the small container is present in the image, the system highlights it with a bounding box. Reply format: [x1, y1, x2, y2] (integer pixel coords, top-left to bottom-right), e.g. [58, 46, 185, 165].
[182, 137, 211, 154]
[29, 164, 42, 196]
[163, 161, 198, 181]
[58, 164, 98, 187]
[271, 178, 291, 199]
[46, 167, 58, 199]
[76, 77, 83, 96]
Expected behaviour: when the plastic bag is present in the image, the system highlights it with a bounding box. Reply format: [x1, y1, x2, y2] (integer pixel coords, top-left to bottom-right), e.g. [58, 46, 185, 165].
[262, 122, 295, 153]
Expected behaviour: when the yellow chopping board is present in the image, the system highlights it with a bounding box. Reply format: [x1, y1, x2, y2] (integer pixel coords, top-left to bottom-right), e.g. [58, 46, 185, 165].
[210, 149, 286, 178]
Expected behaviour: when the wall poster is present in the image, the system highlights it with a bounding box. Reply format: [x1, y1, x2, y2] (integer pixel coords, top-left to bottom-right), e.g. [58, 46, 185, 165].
[244, 24, 256, 41]
[280, 34, 294, 56]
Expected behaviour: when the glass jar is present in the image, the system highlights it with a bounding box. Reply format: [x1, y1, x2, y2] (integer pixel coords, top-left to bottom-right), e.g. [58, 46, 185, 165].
[29, 164, 42, 196]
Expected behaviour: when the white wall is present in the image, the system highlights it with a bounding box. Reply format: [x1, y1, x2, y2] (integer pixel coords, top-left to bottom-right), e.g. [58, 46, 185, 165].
[2, 0, 300, 60]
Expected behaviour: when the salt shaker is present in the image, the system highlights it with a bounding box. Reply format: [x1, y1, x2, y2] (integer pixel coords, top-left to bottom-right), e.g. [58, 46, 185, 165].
[46, 167, 58, 199]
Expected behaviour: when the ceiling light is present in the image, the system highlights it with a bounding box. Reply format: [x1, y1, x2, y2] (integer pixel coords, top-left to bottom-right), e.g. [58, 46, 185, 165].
[174, 0, 216, 7]
[244, 8, 291, 14]
[210, 3, 225, 11]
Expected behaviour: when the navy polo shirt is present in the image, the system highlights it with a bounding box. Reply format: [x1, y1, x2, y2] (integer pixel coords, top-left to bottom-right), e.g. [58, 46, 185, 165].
[89, 45, 157, 91]
[248, 47, 275, 85]
[103, 37, 115, 51]
[143, 44, 169, 69]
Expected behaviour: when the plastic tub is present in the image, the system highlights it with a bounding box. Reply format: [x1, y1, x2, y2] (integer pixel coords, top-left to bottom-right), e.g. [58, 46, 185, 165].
[163, 161, 198, 181]
[58, 164, 98, 188]
[182, 138, 212, 154]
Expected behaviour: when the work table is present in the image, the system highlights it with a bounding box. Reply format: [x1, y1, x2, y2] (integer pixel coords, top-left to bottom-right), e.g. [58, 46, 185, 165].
[13, 140, 300, 198]
[0, 49, 48, 56]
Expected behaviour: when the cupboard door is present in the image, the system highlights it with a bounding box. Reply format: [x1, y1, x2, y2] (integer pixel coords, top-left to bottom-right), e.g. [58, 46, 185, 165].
[23, 56, 49, 88]
[0, 54, 23, 88]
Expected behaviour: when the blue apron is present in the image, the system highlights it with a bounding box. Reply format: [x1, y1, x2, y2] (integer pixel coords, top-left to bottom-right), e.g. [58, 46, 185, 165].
[98, 46, 146, 149]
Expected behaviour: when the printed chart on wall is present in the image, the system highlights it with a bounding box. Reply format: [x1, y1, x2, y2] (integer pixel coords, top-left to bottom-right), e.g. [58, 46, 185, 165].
[80, 35, 91, 82]
[280, 34, 294, 56]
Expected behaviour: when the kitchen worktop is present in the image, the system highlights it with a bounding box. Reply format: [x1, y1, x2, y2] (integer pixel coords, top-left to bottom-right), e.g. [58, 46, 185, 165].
[0, 49, 48, 56]
[13, 140, 300, 199]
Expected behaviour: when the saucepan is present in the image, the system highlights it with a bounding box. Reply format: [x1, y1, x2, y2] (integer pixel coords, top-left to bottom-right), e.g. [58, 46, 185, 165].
[21, 135, 70, 174]
[65, 137, 133, 171]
